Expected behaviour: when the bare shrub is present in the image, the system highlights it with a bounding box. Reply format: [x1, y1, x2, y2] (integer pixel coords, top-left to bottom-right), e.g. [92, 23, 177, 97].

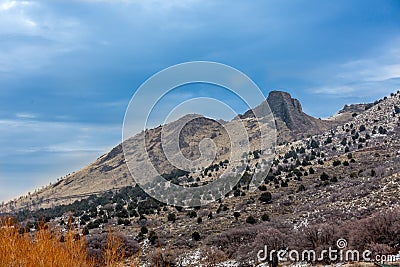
[206, 225, 258, 258]
[147, 248, 177, 267]
[365, 242, 395, 257]
[86, 231, 139, 264]
[200, 246, 228, 267]
[348, 208, 400, 250]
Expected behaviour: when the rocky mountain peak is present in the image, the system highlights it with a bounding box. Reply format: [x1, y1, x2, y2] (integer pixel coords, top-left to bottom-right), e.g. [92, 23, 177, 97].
[266, 90, 304, 128]
[268, 91, 302, 112]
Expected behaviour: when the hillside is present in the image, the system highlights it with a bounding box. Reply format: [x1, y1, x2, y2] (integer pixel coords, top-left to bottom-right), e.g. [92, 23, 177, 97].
[2, 90, 400, 265]
[1, 91, 347, 211]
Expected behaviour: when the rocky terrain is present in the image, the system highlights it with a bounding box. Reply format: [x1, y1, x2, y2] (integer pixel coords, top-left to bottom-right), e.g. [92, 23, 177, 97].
[1, 90, 400, 266]
[0, 91, 342, 211]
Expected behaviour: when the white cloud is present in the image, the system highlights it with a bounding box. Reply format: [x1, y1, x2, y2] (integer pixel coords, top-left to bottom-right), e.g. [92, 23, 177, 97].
[0, 0, 16, 11]
[310, 39, 400, 97]
[0, 116, 122, 201]
[82, 0, 203, 8]
[15, 112, 36, 119]
[0, 0, 84, 73]
[0, 118, 120, 154]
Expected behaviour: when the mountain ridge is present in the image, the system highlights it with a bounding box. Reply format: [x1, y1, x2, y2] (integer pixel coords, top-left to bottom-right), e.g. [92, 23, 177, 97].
[0, 90, 383, 211]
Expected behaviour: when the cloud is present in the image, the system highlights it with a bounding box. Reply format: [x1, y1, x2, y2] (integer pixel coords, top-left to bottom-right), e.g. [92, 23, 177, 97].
[81, 0, 204, 9]
[0, 117, 120, 157]
[309, 38, 400, 98]
[0, 1, 16, 11]
[0, 0, 83, 73]
[0, 117, 121, 200]
[15, 112, 36, 119]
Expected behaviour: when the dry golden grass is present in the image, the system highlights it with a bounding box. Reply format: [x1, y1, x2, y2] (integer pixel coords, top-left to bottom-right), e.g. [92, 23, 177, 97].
[0, 217, 93, 267]
[0, 217, 131, 267]
[104, 228, 125, 266]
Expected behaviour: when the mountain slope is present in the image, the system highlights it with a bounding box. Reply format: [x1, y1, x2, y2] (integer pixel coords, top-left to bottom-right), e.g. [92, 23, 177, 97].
[0, 91, 375, 212]
[2, 90, 400, 266]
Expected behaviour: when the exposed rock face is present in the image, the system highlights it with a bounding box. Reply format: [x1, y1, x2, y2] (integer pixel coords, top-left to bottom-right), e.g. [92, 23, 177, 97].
[266, 91, 306, 129]
[261, 91, 335, 142]
[240, 91, 333, 142]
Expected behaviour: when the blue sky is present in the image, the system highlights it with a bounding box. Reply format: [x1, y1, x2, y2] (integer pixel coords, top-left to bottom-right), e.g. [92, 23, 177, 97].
[0, 0, 399, 201]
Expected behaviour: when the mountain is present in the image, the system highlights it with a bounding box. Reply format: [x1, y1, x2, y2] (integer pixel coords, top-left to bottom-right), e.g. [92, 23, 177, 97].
[0, 91, 385, 211]
[0, 91, 368, 211]
[2, 90, 400, 265]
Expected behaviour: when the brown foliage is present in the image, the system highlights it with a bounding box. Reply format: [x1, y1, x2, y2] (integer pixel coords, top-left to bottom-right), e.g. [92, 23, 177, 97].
[0, 217, 94, 267]
[0, 217, 132, 267]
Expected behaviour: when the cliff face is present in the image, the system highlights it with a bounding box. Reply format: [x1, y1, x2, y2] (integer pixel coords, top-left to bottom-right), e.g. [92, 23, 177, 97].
[262, 91, 334, 141]
[266, 91, 305, 129]
[239, 90, 343, 142]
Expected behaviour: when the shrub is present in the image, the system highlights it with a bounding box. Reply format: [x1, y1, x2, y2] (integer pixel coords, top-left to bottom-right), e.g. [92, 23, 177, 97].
[259, 192, 272, 204]
[280, 180, 288, 187]
[116, 208, 129, 219]
[341, 138, 347, 146]
[82, 226, 89, 236]
[140, 226, 148, 235]
[310, 139, 320, 149]
[332, 160, 341, 167]
[233, 212, 241, 220]
[320, 172, 329, 181]
[117, 218, 130, 225]
[261, 214, 270, 221]
[87, 221, 100, 230]
[167, 213, 176, 223]
[87, 231, 139, 263]
[148, 249, 177, 267]
[284, 150, 298, 159]
[233, 189, 241, 197]
[258, 185, 267, 191]
[81, 214, 91, 223]
[378, 126, 387, 134]
[297, 184, 306, 192]
[148, 231, 158, 245]
[325, 136, 332, 144]
[246, 215, 256, 224]
[187, 210, 197, 218]
[192, 231, 201, 241]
